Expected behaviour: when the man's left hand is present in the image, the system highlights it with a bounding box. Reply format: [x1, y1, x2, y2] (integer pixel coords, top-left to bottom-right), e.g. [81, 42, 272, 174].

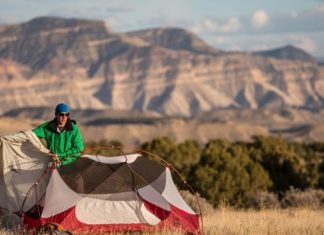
[49, 152, 61, 168]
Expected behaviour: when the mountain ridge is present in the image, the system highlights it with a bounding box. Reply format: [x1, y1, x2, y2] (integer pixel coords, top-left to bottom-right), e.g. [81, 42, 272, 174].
[253, 45, 317, 63]
[0, 16, 323, 118]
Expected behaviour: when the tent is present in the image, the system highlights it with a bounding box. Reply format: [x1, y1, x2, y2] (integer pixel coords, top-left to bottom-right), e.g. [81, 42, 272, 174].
[0, 131, 201, 234]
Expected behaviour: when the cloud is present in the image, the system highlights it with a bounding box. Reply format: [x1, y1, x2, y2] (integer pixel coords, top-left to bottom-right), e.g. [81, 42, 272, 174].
[190, 17, 241, 34]
[250, 10, 270, 29]
[221, 17, 241, 33]
[105, 7, 132, 13]
[0, 16, 20, 24]
[192, 4, 324, 38]
[289, 35, 317, 54]
[289, 11, 299, 18]
[48, 8, 98, 19]
[103, 16, 121, 30]
[208, 33, 319, 56]
[320, 4, 324, 12]
[201, 19, 217, 32]
[47, 6, 132, 23]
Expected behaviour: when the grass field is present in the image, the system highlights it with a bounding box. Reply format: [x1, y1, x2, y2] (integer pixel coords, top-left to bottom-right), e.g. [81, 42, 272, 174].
[1, 208, 324, 234]
[203, 208, 324, 235]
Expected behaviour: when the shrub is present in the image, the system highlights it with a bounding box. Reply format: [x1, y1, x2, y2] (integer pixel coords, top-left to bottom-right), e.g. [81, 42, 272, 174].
[191, 140, 272, 207]
[280, 188, 324, 208]
[246, 191, 280, 209]
[140, 137, 201, 181]
[180, 190, 215, 216]
[250, 136, 308, 191]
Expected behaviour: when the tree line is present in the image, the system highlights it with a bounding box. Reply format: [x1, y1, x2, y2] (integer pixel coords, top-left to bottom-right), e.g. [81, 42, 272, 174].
[85, 136, 324, 208]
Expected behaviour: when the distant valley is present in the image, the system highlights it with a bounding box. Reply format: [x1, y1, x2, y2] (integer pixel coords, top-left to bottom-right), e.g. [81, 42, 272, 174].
[1, 107, 324, 145]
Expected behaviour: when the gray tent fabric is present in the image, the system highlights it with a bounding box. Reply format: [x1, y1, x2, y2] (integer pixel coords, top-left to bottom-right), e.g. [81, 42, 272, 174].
[0, 130, 51, 215]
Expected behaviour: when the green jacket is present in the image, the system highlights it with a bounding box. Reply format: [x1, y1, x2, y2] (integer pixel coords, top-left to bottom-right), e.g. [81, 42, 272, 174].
[32, 118, 84, 165]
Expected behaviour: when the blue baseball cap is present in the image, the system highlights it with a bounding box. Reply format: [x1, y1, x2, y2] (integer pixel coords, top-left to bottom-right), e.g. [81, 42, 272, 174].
[55, 103, 70, 114]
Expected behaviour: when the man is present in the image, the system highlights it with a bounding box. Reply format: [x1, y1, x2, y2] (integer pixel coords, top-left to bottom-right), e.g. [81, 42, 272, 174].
[32, 103, 84, 166]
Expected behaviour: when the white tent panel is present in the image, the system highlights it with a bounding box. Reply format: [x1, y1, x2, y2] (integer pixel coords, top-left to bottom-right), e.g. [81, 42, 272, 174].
[41, 170, 82, 218]
[76, 194, 161, 225]
[138, 183, 171, 211]
[0, 130, 50, 213]
[82, 153, 140, 164]
[152, 168, 196, 214]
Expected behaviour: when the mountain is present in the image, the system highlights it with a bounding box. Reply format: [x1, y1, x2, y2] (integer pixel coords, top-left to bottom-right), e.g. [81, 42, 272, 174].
[318, 57, 324, 65]
[127, 28, 222, 55]
[253, 45, 317, 63]
[0, 17, 323, 118]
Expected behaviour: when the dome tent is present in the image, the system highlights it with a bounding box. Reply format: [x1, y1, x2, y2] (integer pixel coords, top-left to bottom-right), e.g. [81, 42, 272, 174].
[0, 131, 201, 234]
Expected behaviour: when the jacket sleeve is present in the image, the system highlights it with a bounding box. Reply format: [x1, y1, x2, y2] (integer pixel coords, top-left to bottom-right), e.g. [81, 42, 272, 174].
[57, 126, 84, 165]
[32, 123, 46, 138]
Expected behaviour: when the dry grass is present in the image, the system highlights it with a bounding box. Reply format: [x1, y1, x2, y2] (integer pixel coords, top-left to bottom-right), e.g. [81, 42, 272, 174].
[203, 207, 324, 235]
[1, 208, 324, 235]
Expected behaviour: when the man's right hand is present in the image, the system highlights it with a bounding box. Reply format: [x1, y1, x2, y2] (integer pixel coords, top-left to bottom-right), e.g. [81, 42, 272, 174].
[49, 152, 61, 168]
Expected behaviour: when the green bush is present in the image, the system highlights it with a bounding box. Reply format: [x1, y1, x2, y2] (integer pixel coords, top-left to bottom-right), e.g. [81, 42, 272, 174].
[85, 139, 126, 156]
[140, 137, 200, 174]
[250, 136, 308, 191]
[191, 140, 272, 207]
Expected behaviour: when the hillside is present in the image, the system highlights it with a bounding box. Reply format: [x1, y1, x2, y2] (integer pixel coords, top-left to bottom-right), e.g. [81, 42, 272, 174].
[0, 17, 323, 117]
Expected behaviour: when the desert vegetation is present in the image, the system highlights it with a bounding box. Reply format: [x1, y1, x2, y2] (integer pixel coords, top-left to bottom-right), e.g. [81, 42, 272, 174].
[140, 136, 324, 208]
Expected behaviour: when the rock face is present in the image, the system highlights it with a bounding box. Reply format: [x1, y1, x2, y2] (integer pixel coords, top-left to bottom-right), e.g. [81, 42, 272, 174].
[0, 17, 323, 117]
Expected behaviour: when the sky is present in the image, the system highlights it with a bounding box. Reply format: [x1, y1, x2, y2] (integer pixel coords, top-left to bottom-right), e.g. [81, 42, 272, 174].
[1, 0, 324, 57]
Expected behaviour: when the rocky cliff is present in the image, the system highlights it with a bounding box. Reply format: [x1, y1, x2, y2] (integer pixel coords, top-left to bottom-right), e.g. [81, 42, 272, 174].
[0, 16, 323, 117]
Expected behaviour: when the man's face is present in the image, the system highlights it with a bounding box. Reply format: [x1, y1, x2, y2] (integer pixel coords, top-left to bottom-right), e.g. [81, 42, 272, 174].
[56, 112, 69, 127]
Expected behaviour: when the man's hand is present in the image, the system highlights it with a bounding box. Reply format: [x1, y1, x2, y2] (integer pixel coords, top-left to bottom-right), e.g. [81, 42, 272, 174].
[49, 152, 61, 168]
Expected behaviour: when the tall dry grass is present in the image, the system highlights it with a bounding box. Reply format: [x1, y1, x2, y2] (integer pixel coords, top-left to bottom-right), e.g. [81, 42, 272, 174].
[203, 207, 324, 235]
[1, 208, 324, 234]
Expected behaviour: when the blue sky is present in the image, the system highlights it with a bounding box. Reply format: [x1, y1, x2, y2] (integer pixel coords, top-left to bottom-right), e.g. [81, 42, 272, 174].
[1, 0, 324, 57]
